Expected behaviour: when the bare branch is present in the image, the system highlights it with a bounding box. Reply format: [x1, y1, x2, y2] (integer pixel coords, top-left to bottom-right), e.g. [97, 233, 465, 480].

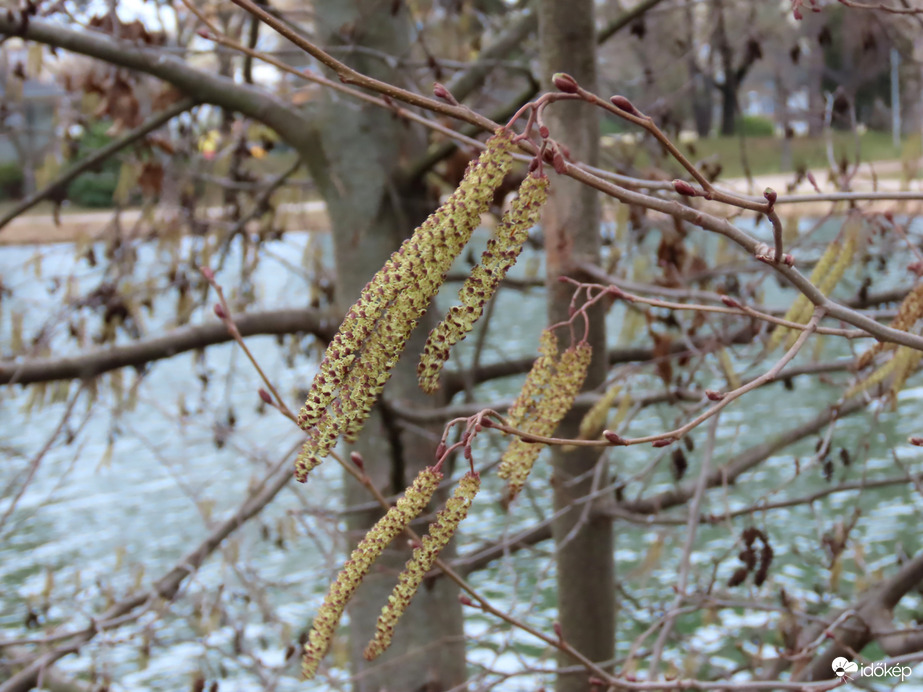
[0, 308, 336, 386]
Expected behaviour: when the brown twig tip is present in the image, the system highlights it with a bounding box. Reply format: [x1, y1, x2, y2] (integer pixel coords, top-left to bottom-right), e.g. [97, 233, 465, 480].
[552, 73, 579, 93]
[349, 451, 364, 470]
[672, 179, 698, 197]
[806, 170, 821, 193]
[609, 95, 637, 114]
[603, 430, 629, 446]
[652, 438, 675, 448]
[258, 388, 273, 405]
[763, 187, 777, 206]
[705, 389, 726, 401]
[432, 82, 458, 105]
[213, 303, 227, 319]
[910, 436, 923, 446]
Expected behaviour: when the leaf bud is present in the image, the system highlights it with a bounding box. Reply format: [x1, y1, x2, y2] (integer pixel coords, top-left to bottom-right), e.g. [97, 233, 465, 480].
[705, 389, 726, 401]
[763, 187, 777, 205]
[604, 430, 628, 446]
[673, 179, 698, 197]
[350, 451, 364, 470]
[652, 438, 675, 448]
[911, 436, 923, 446]
[213, 303, 227, 319]
[720, 295, 741, 309]
[258, 388, 273, 405]
[552, 73, 579, 94]
[609, 95, 637, 114]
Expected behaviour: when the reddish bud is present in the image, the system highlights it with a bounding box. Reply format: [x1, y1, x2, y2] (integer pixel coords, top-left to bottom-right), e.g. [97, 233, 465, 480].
[200, 266, 215, 281]
[458, 595, 475, 607]
[553, 621, 564, 641]
[560, 145, 571, 160]
[538, 124, 550, 138]
[433, 82, 459, 105]
[705, 389, 726, 401]
[350, 451, 364, 470]
[552, 73, 579, 94]
[609, 95, 637, 114]
[763, 187, 777, 205]
[910, 436, 923, 446]
[884, 210, 895, 222]
[479, 418, 494, 428]
[213, 303, 227, 319]
[673, 179, 698, 197]
[435, 441, 447, 459]
[652, 438, 675, 448]
[720, 295, 741, 309]
[552, 150, 566, 174]
[258, 388, 273, 405]
[604, 430, 629, 446]
[196, 28, 213, 39]
[528, 158, 540, 173]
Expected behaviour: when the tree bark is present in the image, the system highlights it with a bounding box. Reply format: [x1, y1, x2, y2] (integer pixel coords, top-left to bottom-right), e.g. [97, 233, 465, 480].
[539, 2, 615, 691]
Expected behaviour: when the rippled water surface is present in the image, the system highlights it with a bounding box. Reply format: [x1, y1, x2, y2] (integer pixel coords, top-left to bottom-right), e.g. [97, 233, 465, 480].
[2, 220, 922, 690]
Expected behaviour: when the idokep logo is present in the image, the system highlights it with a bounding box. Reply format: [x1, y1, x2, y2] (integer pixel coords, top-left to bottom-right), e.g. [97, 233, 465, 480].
[832, 657, 913, 682]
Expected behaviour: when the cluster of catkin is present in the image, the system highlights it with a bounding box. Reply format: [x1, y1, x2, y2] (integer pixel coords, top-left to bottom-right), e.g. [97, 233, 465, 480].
[418, 173, 550, 392]
[847, 282, 923, 402]
[498, 329, 593, 500]
[768, 213, 865, 352]
[302, 468, 479, 679]
[294, 130, 515, 481]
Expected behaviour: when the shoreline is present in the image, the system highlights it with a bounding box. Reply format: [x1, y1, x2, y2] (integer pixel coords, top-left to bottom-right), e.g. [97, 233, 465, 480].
[2, 163, 923, 246]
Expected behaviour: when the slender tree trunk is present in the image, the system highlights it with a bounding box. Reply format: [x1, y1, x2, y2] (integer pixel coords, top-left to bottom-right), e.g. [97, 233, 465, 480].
[713, 0, 738, 136]
[301, 3, 466, 690]
[539, 2, 615, 691]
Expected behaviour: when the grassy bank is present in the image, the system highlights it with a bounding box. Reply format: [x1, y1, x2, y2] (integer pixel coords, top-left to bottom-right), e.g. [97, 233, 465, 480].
[604, 130, 922, 180]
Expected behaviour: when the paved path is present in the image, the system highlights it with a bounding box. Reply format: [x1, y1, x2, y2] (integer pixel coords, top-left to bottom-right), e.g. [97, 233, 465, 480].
[2, 160, 922, 245]
[0, 200, 330, 245]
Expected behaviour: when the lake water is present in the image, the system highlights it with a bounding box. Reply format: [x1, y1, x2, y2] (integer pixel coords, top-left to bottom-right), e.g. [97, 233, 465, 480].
[1, 221, 922, 690]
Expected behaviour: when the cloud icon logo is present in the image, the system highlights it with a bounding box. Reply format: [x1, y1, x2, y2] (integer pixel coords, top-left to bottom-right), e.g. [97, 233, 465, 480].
[832, 657, 859, 677]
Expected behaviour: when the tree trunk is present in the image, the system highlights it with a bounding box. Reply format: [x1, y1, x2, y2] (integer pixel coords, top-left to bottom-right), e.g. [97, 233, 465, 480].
[539, 2, 615, 692]
[302, 3, 467, 690]
[713, 0, 738, 136]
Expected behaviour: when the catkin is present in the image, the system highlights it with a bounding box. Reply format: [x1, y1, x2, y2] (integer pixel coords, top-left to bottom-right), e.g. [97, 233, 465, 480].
[418, 174, 550, 392]
[302, 467, 443, 679]
[768, 214, 863, 351]
[295, 131, 514, 480]
[855, 283, 923, 370]
[499, 339, 593, 500]
[364, 472, 480, 660]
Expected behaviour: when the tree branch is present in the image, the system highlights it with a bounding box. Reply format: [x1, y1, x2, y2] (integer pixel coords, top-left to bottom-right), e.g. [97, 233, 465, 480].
[0, 308, 336, 386]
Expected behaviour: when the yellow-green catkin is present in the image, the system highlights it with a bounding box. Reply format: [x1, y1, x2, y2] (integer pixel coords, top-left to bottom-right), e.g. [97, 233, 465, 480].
[294, 131, 514, 481]
[856, 283, 923, 370]
[499, 340, 593, 500]
[768, 214, 863, 351]
[364, 471, 481, 661]
[302, 466, 442, 679]
[418, 173, 550, 393]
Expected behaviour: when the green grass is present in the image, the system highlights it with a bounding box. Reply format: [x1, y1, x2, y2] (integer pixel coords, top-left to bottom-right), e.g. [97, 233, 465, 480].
[604, 130, 923, 180]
